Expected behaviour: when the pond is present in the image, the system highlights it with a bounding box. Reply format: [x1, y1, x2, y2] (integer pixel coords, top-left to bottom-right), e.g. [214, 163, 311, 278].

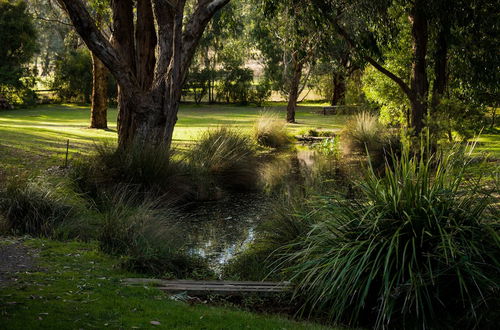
[179, 147, 326, 275]
[180, 192, 271, 275]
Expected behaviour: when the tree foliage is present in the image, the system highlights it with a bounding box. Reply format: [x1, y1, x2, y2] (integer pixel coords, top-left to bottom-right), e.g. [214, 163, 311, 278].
[0, 0, 38, 103]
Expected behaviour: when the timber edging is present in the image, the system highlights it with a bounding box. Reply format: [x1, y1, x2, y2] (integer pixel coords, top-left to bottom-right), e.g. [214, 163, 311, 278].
[123, 278, 292, 295]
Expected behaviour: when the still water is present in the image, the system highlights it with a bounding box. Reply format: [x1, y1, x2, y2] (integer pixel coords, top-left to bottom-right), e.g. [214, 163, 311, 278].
[179, 148, 321, 274]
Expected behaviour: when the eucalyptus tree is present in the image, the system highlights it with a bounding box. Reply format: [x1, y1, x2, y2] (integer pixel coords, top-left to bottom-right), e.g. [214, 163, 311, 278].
[87, 0, 111, 129]
[29, 0, 111, 129]
[255, 0, 320, 122]
[309, 0, 433, 135]
[315, 32, 364, 106]
[194, 1, 245, 103]
[312, 0, 499, 136]
[58, 0, 230, 149]
[0, 0, 37, 105]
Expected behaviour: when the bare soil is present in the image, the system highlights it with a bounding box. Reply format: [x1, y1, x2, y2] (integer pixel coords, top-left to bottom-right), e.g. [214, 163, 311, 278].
[0, 239, 39, 287]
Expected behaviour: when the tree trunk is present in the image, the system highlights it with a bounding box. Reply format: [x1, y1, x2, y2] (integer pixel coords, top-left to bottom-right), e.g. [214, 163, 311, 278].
[90, 52, 108, 129]
[286, 56, 303, 123]
[116, 86, 179, 149]
[59, 0, 230, 150]
[409, 2, 429, 136]
[431, 21, 449, 110]
[331, 71, 346, 106]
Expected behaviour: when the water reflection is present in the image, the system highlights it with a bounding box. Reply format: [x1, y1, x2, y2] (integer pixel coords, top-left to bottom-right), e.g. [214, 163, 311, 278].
[179, 192, 269, 274]
[179, 147, 327, 274]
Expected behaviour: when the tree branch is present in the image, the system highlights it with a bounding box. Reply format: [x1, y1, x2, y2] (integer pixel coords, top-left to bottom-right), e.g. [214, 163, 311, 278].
[180, 0, 230, 80]
[57, 0, 137, 91]
[152, 0, 175, 85]
[110, 0, 136, 71]
[136, 0, 157, 90]
[332, 18, 413, 99]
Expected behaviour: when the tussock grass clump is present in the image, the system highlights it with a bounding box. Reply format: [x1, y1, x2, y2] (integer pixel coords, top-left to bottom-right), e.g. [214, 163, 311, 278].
[341, 111, 383, 154]
[284, 147, 500, 328]
[341, 111, 402, 167]
[99, 188, 212, 278]
[0, 178, 75, 237]
[223, 195, 323, 281]
[253, 112, 290, 148]
[187, 127, 259, 191]
[71, 142, 189, 202]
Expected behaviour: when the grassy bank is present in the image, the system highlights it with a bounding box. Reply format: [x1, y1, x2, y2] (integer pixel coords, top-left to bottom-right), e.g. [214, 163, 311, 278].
[0, 238, 332, 329]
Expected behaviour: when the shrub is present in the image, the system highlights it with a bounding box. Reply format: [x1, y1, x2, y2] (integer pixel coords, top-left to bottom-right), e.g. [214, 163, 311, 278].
[249, 80, 272, 107]
[216, 67, 253, 104]
[0, 178, 75, 237]
[51, 47, 93, 103]
[284, 147, 500, 328]
[71, 142, 190, 202]
[99, 188, 212, 278]
[187, 127, 259, 191]
[307, 129, 319, 137]
[253, 112, 290, 148]
[223, 194, 323, 281]
[341, 111, 402, 168]
[341, 111, 383, 154]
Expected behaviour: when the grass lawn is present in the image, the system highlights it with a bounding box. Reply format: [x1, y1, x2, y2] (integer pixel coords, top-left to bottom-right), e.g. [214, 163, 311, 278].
[0, 238, 332, 330]
[0, 103, 348, 172]
[1, 103, 498, 172]
[0, 103, 345, 329]
[474, 131, 500, 158]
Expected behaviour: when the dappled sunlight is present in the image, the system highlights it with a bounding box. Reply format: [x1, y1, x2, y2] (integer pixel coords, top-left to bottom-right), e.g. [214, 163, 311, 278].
[1, 104, 349, 167]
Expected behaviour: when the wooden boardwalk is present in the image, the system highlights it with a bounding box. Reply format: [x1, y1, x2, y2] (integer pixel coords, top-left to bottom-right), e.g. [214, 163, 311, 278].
[123, 278, 292, 295]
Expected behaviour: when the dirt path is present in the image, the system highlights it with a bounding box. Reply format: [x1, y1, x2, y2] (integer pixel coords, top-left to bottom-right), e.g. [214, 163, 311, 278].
[0, 239, 39, 287]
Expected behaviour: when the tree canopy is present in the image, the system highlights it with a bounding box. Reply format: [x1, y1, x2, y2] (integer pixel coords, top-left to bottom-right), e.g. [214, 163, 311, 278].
[0, 0, 38, 101]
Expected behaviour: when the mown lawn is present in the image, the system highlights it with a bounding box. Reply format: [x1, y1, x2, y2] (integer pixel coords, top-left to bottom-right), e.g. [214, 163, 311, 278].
[0, 103, 348, 172]
[0, 238, 332, 330]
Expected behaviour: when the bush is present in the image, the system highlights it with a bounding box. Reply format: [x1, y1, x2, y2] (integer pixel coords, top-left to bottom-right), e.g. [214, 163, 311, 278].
[0, 178, 75, 237]
[0, 0, 37, 106]
[284, 147, 500, 328]
[71, 142, 190, 203]
[99, 188, 212, 278]
[341, 111, 383, 154]
[341, 111, 402, 168]
[253, 112, 290, 148]
[249, 80, 272, 107]
[223, 194, 322, 281]
[187, 127, 259, 192]
[51, 48, 93, 103]
[216, 67, 253, 104]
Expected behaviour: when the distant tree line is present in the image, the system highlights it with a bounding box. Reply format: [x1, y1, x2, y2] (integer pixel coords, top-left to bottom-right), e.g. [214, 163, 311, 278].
[0, 0, 497, 146]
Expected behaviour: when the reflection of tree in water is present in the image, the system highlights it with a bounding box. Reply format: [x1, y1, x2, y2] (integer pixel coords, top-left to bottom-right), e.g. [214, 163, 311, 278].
[180, 192, 270, 272]
[178, 149, 325, 274]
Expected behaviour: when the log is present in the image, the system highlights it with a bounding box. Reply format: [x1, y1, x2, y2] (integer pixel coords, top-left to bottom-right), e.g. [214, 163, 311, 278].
[294, 135, 334, 142]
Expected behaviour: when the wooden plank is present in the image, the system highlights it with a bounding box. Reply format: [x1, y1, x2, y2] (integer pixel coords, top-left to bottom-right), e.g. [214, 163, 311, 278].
[158, 284, 289, 289]
[123, 278, 290, 287]
[159, 285, 290, 290]
[122, 278, 292, 296]
[295, 135, 333, 142]
[157, 286, 288, 296]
